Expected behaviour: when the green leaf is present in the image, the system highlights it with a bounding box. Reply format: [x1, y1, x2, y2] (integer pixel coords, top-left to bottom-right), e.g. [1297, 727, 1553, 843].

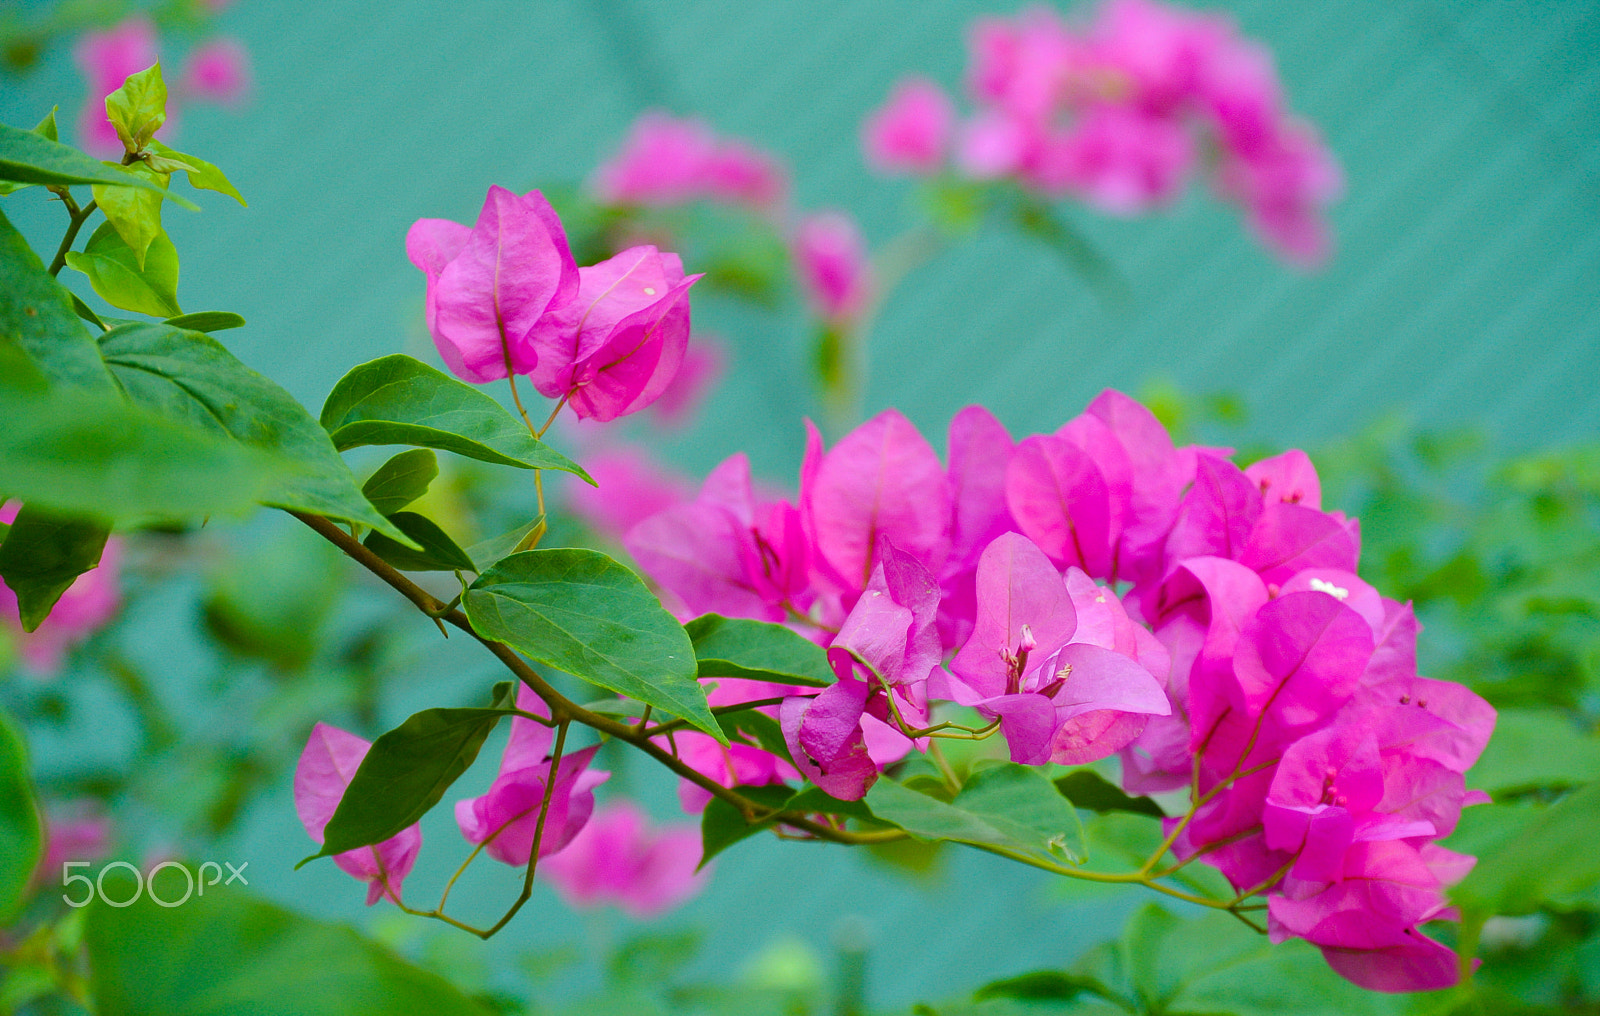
[361, 449, 438, 515]
[1053, 771, 1165, 819]
[0, 710, 42, 924]
[362, 511, 475, 572]
[465, 517, 544, 570]
[320, 355, 590, 480]
[307, 683, 515, 862]
[718, 707, 794, 765]
[0, 207, 116, 392]
[866, 763, 1085, 863]
[786, 784, 877, 821]
[71, 293, 106, 330]
[700, 784, 794, 867]
[164, 311, 245, 333]
[0, 507, 108, 630]
[33, 107, 58, 143]
[64, 221, 181, 317]
[464, 548, 722, 740]
[85, 880, 495, 1015]
[146, 140, 246, 205]
[1455, 781, 1600, 916]
[685, 614, 834, 687]
[104, 62, 167, 154]
[0, 121, 164, 191]
[92, 161, 166, 268]
[0, 383, 287, 523]
[972, 971, 1108, 1004]
[97, 322, 412, 543]
[1467, 708, 1600, 795]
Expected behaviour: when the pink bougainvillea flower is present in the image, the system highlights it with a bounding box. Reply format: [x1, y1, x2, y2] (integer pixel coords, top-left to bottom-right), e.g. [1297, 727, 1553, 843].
[541, 800, 709, 917]
[563, 444, 694, 544]
[700, 139, 788, 209]
[178, 38, 251, 106]
[862, 76, 954, 175]
[664, 677, 801, 813]
[590, 111, 787, 212]
[792, 211, 873, 324]
[781, 651, 879, 800]
[406, 186, 578, 385]
[295, 723, 422, 906]
[0, 507, 122, 677]
[455, 686, 609, 866]
[74, 17, 160, 157]
[1032, 104, 1193, 214]
[534, 245, 702, 422]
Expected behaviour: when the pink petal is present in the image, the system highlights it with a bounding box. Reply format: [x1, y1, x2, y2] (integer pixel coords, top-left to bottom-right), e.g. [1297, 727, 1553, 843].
[1006, 433, 1113, 577]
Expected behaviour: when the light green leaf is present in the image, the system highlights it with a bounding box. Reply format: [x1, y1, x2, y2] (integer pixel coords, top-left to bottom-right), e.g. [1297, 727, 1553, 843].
[320, 354, 590, 480]
[464, 549, 721, 740]
[0, 121, 164, 191]
[866, 764, 1085, 864]
[306, 683, 515, 861]
[64, 221, 181, 317]
[1468, 708, 1600, 795]
[0, 710, 42, 924]
[92, 161, 166, 268]
[685, 614, 834, 687]
[361, 449, 437, 515]
[96, 321, 412, 543]
[466, 517, 544, 570]
[0, 507, 109, 631]
[85, 880, 495, 1015]
[146, 140, 245, 205]
[362, 511, 475, 572]
[164, 311, 245, 333]
[1455, 781, 1600, 916]
[104, 62, 167, 154]
[0, 207, 116, 391]
[33, 107, 58, 143]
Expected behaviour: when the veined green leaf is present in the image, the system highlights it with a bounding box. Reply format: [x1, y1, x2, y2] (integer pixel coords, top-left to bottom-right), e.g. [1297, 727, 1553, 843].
[92, 161, 166, 269]
[104, 63, 167, 154]
[685, 614, 834, 687]
[361, 449, 437, 515]
[0, 121, 164, 191]
[146, 140, 245, 206]
[363, 511, 475, 572]
[64, 221, 181, 317]
[163, 311, 245, 333]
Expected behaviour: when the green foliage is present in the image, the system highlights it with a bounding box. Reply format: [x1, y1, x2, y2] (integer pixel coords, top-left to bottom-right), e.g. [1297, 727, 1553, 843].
[0, 506, 108, 630]
[308, 682, 517, 861]
[320, 354, 590, 479]
[146, 140, 246, 205]
[363, 511, 476, 572]
[362, 449, 439, 515]
[97, 321, 411, 542]
[866, 763, 1085, 864]
[685, 613, 835, 687]
[0, 709, 42, 923]
[85, 879, 495, 1015]
[163, 310, 246, 333]
[0, 119, 164, 191]
[466, 517, 545, 570]
[1456, 781, 1600, 918]
[1053, 771, 1165, 819]
[103, 62, 167, 154]
[464, 549, 721, 740]
[92, 161, 167, 269]
[65, 220, 182, 316]
[699, 784, 795, 866]
[0, 206, 116, 392]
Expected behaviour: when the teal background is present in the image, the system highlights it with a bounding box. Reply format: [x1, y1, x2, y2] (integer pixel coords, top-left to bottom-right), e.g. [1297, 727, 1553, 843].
[3, 0, 1598, 1008]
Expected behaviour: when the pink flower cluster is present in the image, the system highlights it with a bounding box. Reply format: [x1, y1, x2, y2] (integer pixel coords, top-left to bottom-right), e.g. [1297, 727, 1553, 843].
[621, 390, 1492, 992]
[295, 685, 706, 915]
[861, 0, 1342, 265]
[407, 187, 703, 421]
[0, 506, 122, 677]
[74, 17, 251, 158]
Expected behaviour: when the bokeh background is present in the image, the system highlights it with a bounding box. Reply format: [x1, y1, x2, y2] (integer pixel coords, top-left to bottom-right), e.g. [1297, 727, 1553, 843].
[3, 0, 1598, 1010]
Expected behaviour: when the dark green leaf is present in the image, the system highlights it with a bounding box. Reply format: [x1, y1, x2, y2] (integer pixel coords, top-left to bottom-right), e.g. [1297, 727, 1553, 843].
[320, 354, 590, 480]
[718, 707, 794, 765]
[363, 511, 475, 572]
[97, 322, 411, 543]
[0, 207, 115, 392]
[64, 221, 181, 317]
[361, 449, 437, 515]
[85, 879, 494, 1015]
[164, 311, 245, 333]
[685, 614, 834, 687]
[308, 683, 516, 861]
[0, 121, 164, 191]
[146, 140, 245, 205]
[104, 63, 166, 153]
[71, 293, 106, 330]
[700, 784, 794, 867]
[1053, 770, 1165, 819]
[0, 710, 42, 923]
[1455, 781, 1600, 916]
[466, 516, 544, 570]
[464, 549, 720, 740]
[0, 507, 109, 631]
[972, 972, 1105, 1004]
[92, 161, 166, 268]
[866, 764, 1085, 863]
[787, 784, 876, 821]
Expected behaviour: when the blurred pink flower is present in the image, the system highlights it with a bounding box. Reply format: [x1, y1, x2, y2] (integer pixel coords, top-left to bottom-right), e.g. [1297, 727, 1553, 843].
[862, 76, 954, 175]
[564, 445, 695, 543]
[541, 800, 709, 917]
[73, 17, 159, 157]
[590, 111, 787, 212]
[649, 335, 724, 427]
[792, 212, 873, 323]
[179, 38, 251, 106]
[32, 803, 112, 891]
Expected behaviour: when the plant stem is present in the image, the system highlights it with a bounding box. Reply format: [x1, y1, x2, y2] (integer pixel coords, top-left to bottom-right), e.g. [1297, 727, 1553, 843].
[47, 195, 98, 276]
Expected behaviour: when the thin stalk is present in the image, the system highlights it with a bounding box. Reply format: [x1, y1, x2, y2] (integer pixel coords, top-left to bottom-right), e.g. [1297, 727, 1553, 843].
[47, 194, 98, 276]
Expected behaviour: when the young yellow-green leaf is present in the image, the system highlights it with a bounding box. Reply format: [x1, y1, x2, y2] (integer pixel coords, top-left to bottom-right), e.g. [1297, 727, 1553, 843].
[64, 221, 181, 317]
[104, 62, 167, 155]
[0, 208, 116, 391]
[96, 321, 414, 544]
[320, 354, 590, 481]
[0, 121, 164, 191]
[362, 511, 475, 572]
[0, 507, 109, 631]
[92, 161, 167, 269]
[305, 683, 516, 862]
[464, 549, 721, 740]
[0, 711, 42, 924]
[164, 311, 245, 333]
[146, 140, 245, 206]
[685, 614, 834, 687]
[361, 449, 438, 515]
